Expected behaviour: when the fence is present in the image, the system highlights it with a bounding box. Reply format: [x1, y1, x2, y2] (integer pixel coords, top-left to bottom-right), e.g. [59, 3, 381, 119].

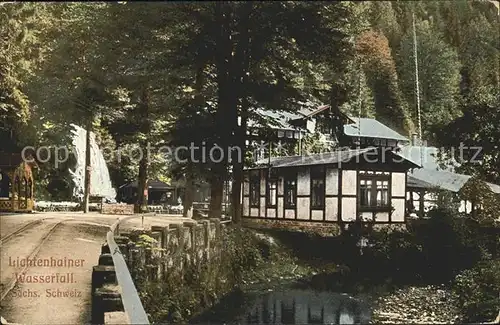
[92, 214, 152, 324]
[91, 214, 231, 324]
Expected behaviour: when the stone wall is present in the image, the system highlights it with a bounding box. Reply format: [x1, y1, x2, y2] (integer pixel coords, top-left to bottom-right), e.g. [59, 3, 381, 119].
[242, 218, 407, 236]
[242, 218, 342, 236]
[127, 219, 224, 282]
[101, 204, 134, 215]
[91, 219, 227, 324]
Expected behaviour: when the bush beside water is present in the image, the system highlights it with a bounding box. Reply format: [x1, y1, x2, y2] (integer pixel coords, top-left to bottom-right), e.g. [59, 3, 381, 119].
[130, 226, 310, 324]
[343, 208, 499, 323]
[128, 206, 499, 324]
[452, 259, 500, 323]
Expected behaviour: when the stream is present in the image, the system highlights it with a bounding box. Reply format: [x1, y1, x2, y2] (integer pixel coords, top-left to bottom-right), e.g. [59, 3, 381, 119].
[190, 283, 372, 324]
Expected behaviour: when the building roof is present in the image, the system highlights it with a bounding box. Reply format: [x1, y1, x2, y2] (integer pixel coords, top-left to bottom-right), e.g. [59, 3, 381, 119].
[398, 146, 458, 171]
[298, 104, 330, 118]
[400, 145, 500, 194]
[407, 169, 500, 194]
[251, 147, 419, 169]
[407, 175, 436, 189]
[247, 108, 305, 131]
[344, 118, 409, 142]
[121, 179, 174, 190]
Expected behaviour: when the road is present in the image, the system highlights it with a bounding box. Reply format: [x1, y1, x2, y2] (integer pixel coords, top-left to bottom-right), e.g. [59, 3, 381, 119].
[0, 212, 191, 325]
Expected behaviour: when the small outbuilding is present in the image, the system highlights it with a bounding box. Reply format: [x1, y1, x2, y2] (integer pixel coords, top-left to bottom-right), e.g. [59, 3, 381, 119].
[117, 179, 178, 205]
[0, 153, 37, 213]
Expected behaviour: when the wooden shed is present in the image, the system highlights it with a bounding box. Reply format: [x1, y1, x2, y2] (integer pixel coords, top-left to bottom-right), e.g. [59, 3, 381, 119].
[0, 153, 37, 212]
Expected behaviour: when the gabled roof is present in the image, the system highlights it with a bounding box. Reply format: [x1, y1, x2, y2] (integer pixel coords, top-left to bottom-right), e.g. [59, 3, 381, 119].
[250, 147, 419, 169]
[298, 105, 330, 118]
[407, 176, 436, 189]
[247, 108, 305, 131]
[408, 169, 500, 194]
[344, 118, 409, 142]
[121, 179, 174, 190]
[248, 105, 409, 142]
[398, 146, 458, 171]
[400, 145, 500, 194]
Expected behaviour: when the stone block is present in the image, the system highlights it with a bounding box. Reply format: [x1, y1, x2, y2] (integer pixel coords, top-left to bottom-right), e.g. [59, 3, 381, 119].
[104, 311, 130, 324]
[98, 253, 114, 266]
[92, 265, 116, 292]
[101, 243, 110, 254]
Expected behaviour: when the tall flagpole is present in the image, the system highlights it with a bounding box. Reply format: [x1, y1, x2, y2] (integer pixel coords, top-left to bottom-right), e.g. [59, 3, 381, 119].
[412, 11, 425, 171]
[412, 12, 422, 143]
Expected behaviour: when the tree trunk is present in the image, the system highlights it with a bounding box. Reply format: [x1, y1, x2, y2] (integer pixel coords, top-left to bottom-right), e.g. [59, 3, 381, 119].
[82, 118, 92, 213]
[229, 2, 252, 223]
[231, 97, 248, 224]
[135, 88, 151, 213]
[209, 166, 224, 219]
[231, 163, 243, 223]
[183, 163, 194, 218]
[182, 63, 204, 219]
[135, 152, 149, 213]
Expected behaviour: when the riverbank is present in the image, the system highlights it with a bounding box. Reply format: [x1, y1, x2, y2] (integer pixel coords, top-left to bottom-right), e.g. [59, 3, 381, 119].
[371, 285, 460, 324]
[213, 228, 468, 325]
[134, 224, 496, 324]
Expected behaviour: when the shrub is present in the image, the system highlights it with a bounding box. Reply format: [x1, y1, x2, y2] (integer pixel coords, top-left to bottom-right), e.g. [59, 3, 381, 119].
[452, 259, 500, 323]
[338, 209, 498, 285]
[132, 226, 275, 323]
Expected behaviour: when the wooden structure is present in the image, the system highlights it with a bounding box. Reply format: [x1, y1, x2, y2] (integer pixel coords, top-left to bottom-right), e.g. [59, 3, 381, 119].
[0, 153, 37, 212]
[117, 179, 177, 205]
[242, 148, 419, 225]
[117, 179, 213, 205]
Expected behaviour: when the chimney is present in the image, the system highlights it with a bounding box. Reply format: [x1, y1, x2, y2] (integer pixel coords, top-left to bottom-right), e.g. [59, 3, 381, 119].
[411, 133, 418, 146]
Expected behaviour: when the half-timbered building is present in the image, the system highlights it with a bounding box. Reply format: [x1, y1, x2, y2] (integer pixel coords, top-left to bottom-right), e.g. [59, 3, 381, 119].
[241, 148, 419, 230]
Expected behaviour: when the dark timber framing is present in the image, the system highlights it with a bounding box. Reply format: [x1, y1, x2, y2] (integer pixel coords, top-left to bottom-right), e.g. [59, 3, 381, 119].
[310, 166, 326, 221]
[242, 148, 417, 225]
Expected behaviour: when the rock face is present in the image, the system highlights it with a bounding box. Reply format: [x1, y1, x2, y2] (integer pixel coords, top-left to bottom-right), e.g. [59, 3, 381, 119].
[371, 285, 460, 324]
[69, 124, 116, 201]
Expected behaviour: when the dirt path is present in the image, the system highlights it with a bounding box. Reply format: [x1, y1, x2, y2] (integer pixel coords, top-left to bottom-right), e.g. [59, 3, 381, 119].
[0, 222, 107, 324]
[0, 212, 195, 324]
[0, 214, 47, 239]
[0, 220, 60, 297]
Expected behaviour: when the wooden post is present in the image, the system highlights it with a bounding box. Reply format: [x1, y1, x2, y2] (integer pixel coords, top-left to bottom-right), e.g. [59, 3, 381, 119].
[10, 171, 15, 212]
[201, 220, 210, 261]
[419, 190, 425, 218]
[83, 119, 92, 214]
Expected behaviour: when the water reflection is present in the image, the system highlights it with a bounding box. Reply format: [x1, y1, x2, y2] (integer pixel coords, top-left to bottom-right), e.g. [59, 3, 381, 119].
[193, 288, 371, 324]
[241, 289, 370, 324]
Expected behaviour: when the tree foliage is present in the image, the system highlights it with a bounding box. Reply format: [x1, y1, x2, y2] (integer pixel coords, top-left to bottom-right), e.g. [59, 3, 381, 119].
[1, 1, 499, 202]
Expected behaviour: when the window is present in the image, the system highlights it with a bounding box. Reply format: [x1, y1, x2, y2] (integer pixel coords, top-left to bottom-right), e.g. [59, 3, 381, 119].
[284, 173, 297, 208]
[359, 171, 390, 210]
[249, 172, 260, 208]
[267, 180, 277, 207]
[311, 167, 325, 209]
[360, 179, 372, 207]
[376, 180, 389, 206]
